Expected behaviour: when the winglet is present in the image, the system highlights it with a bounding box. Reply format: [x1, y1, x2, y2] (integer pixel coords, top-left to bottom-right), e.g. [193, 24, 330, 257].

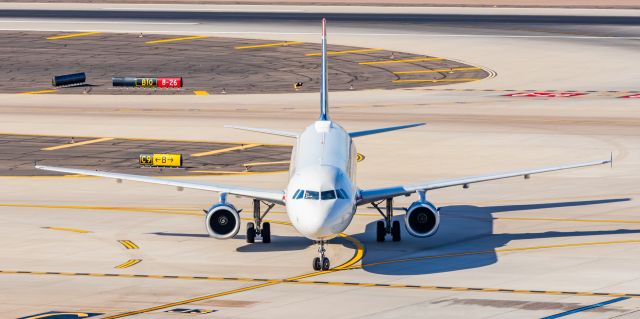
[319, 18, 329, 121]
[610, 152, 613, 168]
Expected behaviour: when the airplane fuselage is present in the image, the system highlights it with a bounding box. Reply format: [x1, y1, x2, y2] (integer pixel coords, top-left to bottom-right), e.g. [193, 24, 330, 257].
[286, 120, 358, 240]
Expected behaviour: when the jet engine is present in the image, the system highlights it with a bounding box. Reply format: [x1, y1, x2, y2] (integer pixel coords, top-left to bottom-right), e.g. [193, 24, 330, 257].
[205, 203, 241, 239]
[404, 201, 440, 238]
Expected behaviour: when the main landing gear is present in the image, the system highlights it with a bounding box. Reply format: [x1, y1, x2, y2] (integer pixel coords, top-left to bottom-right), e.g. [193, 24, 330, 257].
[313, 241, 330, 271]
[246, 199, 275, 244]
[372, 198, 401, 242]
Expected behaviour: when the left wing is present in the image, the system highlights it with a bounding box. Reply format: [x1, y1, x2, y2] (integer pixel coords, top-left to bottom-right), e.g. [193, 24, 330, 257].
[357, 158, 611, 205]
[36, 165, 285, 205]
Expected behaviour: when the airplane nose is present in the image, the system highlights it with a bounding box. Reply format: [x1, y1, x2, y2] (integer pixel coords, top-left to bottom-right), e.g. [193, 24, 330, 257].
[291, 202, 348, 240]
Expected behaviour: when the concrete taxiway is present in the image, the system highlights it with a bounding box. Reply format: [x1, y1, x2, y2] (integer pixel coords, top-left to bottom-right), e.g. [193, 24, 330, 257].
[0, 3, 639, 319]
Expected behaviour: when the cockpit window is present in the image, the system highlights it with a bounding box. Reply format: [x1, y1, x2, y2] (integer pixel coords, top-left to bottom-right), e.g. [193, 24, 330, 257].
[292, 189, 304, 199]
[304, 190, 319, 200]
[336, 189, 348, 199]
[320, 190, 336, 200]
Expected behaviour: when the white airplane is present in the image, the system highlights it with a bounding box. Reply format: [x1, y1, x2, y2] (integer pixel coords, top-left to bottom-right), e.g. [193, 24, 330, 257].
[37, 19, 611, 271]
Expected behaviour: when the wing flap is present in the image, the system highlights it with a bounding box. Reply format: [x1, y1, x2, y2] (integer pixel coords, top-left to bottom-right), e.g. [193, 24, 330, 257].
[36, 165, 285, 205]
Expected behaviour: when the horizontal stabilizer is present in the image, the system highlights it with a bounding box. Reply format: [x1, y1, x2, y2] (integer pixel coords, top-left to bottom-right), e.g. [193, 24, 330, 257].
[349, 123, 425, 138]
[224, 125, 298, 138]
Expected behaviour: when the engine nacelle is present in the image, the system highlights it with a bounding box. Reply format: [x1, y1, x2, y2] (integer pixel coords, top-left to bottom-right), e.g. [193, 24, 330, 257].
[205, 203, 241, 239]
[404, 201, 440, 238]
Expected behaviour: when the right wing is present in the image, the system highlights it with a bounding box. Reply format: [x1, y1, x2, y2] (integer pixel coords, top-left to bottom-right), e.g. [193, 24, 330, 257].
[224, 125, 298, 138]
[358, 158, 611, 205]
[36, 165, 285, 205]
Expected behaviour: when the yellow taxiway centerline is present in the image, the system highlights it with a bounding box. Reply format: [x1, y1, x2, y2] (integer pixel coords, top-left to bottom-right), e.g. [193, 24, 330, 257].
[41, 137, 114, 151]
[19, 89, 57, 95]
[46, 32, 101, 40]
[305, 48, 382, 56]
[192, 90, 209, 95]
[191, 143, 261, 157]
[145, 35, 208, 44]
[393, 78, 482, 83]
[359, 57, 443, 65]
[243, 160, 290, 167]
[234, 41, 304, 49]
[393, 67, 482, 74]
[43, 227, 91, 234]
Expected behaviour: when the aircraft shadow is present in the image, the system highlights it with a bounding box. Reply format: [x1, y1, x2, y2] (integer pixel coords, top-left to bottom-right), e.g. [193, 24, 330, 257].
[353, 198, 636, 275]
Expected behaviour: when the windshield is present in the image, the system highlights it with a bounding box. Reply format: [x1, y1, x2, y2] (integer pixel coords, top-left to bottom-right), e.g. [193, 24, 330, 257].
[320, 190, 336, 200]
[304, 190, 319, 200]
[293, 189, 348, 200]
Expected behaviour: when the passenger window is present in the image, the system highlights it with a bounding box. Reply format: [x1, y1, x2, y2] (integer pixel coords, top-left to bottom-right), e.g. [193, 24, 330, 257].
[304, 190, 319, 200]
[321, 190, 336, 200]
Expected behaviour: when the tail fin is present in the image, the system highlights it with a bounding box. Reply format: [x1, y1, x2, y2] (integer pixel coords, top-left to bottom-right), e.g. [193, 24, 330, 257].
[320, 18, 329, 121]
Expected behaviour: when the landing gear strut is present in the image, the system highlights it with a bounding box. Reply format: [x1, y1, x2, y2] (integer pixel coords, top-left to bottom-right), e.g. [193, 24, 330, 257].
[372, 198, 401, 242]
[313, 241, 330, 271]
[246, 199, 275, 244]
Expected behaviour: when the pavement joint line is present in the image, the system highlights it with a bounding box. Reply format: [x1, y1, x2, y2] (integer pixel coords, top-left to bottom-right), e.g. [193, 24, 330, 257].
[46, 31, 100, 40]
[305, 48, 382, 56]
[145, 35, 208, 44]
[0, 132, 291, 147]
[41, 137, 114, 151]
[43, 226, 91, 233]
[118, 240, 138, 250]
[234, 41, 303, 49]
[2, 270, 638, 300]
[393, 67, 482, 74]
[18, 89, 57, 94]
[5, 203, 640, 224]
[114, 259, 142, 269]
[191, 143, 261, 157]
[359, 57, 443, 64]
[393, 78, 482, 83]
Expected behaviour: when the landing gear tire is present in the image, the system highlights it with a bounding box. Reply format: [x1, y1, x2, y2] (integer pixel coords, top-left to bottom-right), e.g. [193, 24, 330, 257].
[376, 221, 385, 242]
[313, 257, 322, 271]
[321, 257, 330, 271]
[262, 222, 271, 243]
[246, 222, 256, 243]
[391, 220, 401, 242]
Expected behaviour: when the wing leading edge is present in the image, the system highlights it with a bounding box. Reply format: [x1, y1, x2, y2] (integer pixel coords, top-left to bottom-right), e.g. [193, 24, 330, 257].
[35, 165, 285, 205]
[357, 158, 611, 205]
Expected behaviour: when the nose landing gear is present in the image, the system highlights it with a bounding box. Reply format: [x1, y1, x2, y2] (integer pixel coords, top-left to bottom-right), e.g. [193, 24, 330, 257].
[246, 199, 274, 244]
[313, 241, 330, 271]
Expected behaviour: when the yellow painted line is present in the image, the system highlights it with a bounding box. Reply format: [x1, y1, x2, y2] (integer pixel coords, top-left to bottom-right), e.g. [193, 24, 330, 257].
[145, 35, 208, 44]
[352, 239, 640, 269]
[305, 48, 382, 56]
[46, 31, 101, 40]
[393, 67, 481, 74]
[190, 143, 261, 157]
[41, 137, 114, 151]
[44, 227, 90, 234]
[0, 203, 203, 216]
[393, 78, 482, 83]
[3, 270, 639, 300]
[19, 89, 57, 95]
[118, 240, 139, 250]
[359, 57, 443, 65]
[115, 259, 142, 269]
[243, 160, 290, 167]
[193, 90, 209, 95]
[234, 41, 303, 50]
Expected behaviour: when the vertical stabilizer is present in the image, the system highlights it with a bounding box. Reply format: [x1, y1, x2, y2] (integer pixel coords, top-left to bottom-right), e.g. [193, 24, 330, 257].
[320, 18, 329, 121]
